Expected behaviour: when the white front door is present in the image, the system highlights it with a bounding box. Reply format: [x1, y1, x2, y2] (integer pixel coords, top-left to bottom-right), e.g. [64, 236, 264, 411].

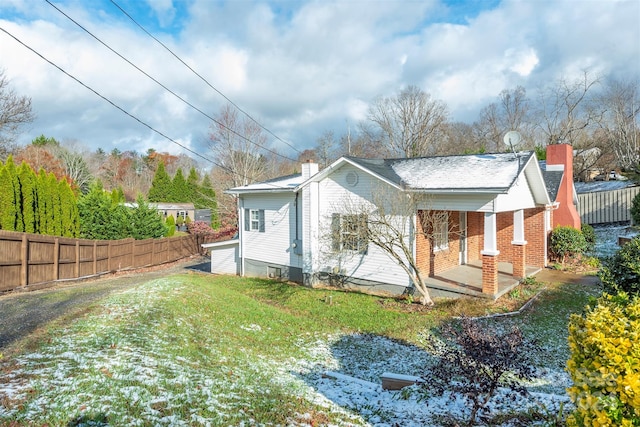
[459, 211, 467, 265]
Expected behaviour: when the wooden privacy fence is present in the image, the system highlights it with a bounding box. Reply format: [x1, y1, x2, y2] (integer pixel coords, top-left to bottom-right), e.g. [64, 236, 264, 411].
[0, 230, 206, 293]
[578, 186, 640, 225]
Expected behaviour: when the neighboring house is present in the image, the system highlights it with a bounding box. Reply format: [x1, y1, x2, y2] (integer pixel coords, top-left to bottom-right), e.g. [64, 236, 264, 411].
[204, 144, 579, 300]
[151, 203, 195, 223]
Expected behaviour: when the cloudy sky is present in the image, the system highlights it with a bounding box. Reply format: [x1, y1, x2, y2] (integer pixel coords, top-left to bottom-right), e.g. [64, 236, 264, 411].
[0, 0, 638, 166]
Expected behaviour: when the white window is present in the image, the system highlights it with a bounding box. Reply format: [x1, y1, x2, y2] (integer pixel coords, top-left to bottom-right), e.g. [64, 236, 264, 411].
[244, 208, 265, 232]
[331, 213, 368, 254]
[433, 212, 449, 251]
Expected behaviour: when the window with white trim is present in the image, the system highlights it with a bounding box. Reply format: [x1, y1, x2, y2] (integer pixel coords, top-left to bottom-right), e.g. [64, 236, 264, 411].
[244, 208, 265, 232]
[433, 212, 449, 251]
[331, 213, 368, 254]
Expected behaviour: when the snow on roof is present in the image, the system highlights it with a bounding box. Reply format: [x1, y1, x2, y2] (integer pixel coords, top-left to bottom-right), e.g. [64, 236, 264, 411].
[348, 152, 535, 192]
[575, 180, 636, 194]
[394, 152, 532, 191]
[227, 173, 303, 194]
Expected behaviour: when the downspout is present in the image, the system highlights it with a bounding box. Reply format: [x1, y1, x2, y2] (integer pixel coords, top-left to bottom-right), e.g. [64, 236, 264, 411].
[239, 196, 245, 277]
[295, 192, 299, 241]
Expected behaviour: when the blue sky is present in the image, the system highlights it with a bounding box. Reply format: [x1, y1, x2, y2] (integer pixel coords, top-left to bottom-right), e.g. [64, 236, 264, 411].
[0, 0, 638, 165]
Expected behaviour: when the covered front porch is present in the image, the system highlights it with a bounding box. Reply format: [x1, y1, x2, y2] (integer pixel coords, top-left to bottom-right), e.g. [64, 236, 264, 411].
[423, 260, 542, 300]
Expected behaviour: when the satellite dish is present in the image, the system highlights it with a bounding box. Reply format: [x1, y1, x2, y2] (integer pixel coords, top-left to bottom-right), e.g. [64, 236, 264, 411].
[503, 131, 523, 156]
[503, 131, 522, 148]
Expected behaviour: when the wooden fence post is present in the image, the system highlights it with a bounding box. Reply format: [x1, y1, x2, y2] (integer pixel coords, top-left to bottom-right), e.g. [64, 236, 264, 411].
[53, 237, 60, 280]
[20, 234, 28, 287]
[93, 240, 97, 275]
[75, 241, 80, 278]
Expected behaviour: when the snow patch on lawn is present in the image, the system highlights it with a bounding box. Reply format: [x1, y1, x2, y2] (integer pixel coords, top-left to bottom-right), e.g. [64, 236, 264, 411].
[0, 278, 572, 426]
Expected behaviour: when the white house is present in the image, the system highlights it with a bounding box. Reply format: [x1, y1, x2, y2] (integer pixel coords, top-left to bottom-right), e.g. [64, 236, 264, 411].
[204, 145, 579, 300]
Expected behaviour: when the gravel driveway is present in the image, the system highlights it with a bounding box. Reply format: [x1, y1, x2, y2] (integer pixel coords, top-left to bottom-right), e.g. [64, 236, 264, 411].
[0, 256, 210, 351]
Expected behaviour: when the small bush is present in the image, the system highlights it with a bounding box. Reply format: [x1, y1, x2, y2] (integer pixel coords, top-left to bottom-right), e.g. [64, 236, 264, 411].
[187, 220, 215, 235]
[566, 293, 640, 426]
[630, 191, 640, 225]
[549, 226, 588, 264]
[165, 215, 175, 237]
[422, 317, 539, 426]
[581, 224, 596, 253]
[599, 236, 640, 295]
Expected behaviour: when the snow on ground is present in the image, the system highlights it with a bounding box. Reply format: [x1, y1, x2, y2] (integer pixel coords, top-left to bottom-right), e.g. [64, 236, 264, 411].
[0, 279, 573, 426]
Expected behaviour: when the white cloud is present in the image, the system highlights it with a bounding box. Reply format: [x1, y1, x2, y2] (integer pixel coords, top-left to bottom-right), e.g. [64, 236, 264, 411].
[0, 0, 637, 159]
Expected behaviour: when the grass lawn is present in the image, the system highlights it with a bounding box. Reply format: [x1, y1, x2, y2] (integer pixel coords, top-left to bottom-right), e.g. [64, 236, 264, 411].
[0, 271, 600, 426]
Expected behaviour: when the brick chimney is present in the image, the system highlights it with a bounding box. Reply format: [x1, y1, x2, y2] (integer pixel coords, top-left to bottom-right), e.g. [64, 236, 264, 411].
[301, 159, 319, 181]
[546, 144, 581, 229]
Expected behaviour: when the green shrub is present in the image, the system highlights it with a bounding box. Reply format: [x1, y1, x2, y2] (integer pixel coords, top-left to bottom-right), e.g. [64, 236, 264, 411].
[566, 293, 640, 426]
[631, 191, 640, 225]
[581, 223, 596, 253]
[549, 226, 588, 264]
[165, 215, 175, 237]
[599, 237, 640, 295]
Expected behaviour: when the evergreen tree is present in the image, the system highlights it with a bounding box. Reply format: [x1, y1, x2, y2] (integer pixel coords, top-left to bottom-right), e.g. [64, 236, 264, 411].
[130, 195, 167, 239]
[6, 157, 24, 232]
[165, 215, 175, 237]
[148, 161, 172, 202]
[186, 167, 199, 203]
[171, 168, 189, 202]
[59, 179, 79, 237]
[0, 162, 17, 230]
[36, 169, 50, 235]
[46, 172, 60, 235]
[78, 181, 130, 240]
[18, 162, 37, 233]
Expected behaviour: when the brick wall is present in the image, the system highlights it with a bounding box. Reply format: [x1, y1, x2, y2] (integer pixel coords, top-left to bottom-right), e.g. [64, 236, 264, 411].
[416, 210, 461, 276]
[524, 207, 548, 268]
[416, 207, 549, 278]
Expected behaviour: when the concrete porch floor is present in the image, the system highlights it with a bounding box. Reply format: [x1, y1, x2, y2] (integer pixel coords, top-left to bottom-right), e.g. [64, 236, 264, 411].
[423, 260, 541, 300]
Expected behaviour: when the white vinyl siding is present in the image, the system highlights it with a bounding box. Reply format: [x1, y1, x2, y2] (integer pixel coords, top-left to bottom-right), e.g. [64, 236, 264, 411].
[242, 194, 300, 268]
[317, 164, 412, 288]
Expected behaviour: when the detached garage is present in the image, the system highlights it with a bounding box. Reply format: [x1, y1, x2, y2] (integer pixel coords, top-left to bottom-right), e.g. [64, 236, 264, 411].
[202, 240, 239, 275]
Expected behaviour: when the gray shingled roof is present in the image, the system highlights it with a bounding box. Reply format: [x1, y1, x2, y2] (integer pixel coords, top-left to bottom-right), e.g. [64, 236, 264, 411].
[538, 161, 563, 202]
[347, 152, 535, 192]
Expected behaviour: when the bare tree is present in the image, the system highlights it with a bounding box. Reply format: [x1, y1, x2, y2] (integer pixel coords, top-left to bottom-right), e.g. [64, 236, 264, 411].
[314, 130, 339, 168]
[598, 78, 640, 172]
[325, 185, 463, 306]
[535, 71, 602, 146]
[0, 69, 35, 159]
[474, 86, 533, 152]
[208, 104, 269, 188]
[367, 86, 449, 158]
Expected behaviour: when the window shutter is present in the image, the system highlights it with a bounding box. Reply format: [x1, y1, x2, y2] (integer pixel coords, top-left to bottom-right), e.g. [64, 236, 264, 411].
[331, 213, 341, 251]
[244, 208, 250, 231]
[259, 209, 265, 232]
[359, 214, 369, 255]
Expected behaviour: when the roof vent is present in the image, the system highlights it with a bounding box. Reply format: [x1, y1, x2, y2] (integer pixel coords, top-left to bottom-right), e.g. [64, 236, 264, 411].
[346, 171, 359, 187]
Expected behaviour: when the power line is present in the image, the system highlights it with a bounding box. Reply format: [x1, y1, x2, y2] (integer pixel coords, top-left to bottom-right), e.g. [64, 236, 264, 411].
[45, 0, 297, 164]
[109, 0, 302, 155]
[0, 25, 290, 190]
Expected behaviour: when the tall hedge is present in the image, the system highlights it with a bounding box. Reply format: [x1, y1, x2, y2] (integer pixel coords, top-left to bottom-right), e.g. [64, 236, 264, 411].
[0, 157, 78, 237]
[567, 293, 640, 426]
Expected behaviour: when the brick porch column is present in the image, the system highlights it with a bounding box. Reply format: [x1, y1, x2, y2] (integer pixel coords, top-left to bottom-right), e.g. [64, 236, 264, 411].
[482, 212, 499, 295]
[512, 243, 526, 279]
[512, 209, 527, 279]
[482, 253, 498, 295]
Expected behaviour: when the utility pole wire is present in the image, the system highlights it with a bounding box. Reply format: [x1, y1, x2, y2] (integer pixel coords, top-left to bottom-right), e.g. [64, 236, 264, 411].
[0, 25, 287, 190]
[109, 0, 301, 155]
[45, 0, 296, 164]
